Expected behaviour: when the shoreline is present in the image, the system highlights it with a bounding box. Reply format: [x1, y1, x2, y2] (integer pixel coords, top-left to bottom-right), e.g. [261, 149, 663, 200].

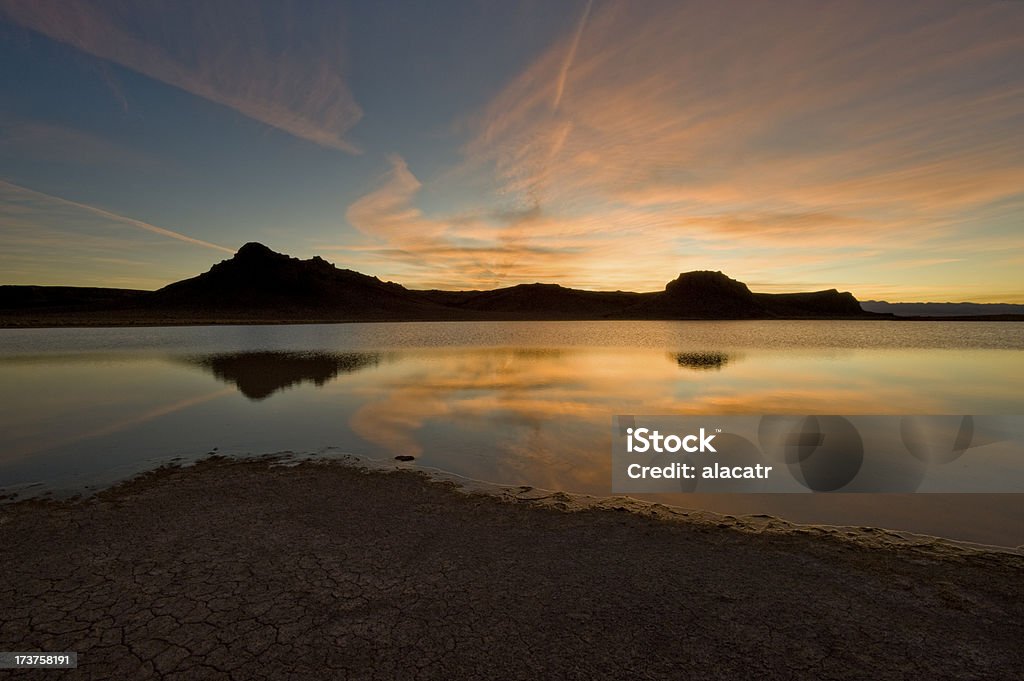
[5, 451, 1022, 554]
[317, 453, 1024, 557]
[3, 315, 1024, 329]
[1, 457, 1021, 679]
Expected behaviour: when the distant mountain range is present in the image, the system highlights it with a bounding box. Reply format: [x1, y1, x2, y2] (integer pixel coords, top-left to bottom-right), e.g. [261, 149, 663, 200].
[860, 301, 1024, 317]
[0, 243, 1018, 326]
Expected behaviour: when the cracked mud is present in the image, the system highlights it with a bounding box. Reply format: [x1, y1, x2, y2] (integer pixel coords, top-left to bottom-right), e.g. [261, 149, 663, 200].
[1, 459, 1021, 680]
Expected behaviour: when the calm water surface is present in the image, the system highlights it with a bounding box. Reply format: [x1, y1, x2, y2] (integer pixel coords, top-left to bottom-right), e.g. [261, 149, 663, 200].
[1, 320, 1022, 546]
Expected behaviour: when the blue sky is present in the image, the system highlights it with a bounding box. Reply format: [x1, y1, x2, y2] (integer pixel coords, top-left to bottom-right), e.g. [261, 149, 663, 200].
[1, 0, 1022, 301]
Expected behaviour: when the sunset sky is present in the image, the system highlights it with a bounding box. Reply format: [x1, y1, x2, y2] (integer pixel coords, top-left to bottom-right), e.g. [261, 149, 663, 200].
[0, 0, 1022, 302]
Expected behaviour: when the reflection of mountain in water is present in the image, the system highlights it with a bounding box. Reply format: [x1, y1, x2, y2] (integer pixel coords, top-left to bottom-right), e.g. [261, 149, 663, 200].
[672, 351, 733, 371]
[511, 348, 565, 360]
[190, 351, 382, 400]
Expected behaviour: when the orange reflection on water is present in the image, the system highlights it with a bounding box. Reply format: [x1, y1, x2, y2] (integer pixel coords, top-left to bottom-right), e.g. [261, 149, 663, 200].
[2, 340, 1022, 545]
[340, 347, 991, 492]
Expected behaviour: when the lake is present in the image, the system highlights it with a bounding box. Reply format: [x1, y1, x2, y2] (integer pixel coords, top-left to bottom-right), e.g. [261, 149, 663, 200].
[1, 320, 1022, 546]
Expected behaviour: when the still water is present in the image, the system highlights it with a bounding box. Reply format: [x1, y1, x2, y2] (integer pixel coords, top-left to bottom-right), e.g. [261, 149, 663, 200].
[1, 320, 1022, 546]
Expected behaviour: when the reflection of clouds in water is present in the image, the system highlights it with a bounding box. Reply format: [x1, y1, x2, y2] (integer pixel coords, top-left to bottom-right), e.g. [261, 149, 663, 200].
[4, 338, 1021, 544]
[348, 350, 568, 457]
[349, 349, 611, 457]
[350, 393, 452, 457]
[345, 347, 953, 491]
[684, 386, 947, 415]
[495, 426, 610, 492]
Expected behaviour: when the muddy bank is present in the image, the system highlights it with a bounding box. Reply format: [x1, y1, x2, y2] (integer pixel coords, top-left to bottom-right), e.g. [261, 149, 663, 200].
[1, 458, 1021, 680]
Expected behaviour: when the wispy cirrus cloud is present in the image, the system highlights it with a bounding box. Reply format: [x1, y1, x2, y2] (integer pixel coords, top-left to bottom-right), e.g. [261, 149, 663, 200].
[0, 0, 362, 152]
[467, 0, 1024, 214]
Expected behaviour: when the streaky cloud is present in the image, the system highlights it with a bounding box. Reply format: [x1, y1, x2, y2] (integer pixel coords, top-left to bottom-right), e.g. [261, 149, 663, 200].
[468, 0, 1024, 214]
[0, 0, 362, 152]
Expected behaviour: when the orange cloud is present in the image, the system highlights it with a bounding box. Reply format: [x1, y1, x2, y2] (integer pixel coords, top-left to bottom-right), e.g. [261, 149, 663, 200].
[341, 155, 610, 289]
[346, 155, 446, 242]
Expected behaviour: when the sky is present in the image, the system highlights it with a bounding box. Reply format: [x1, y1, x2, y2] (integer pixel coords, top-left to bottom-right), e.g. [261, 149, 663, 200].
[0, 0, 1022, 302]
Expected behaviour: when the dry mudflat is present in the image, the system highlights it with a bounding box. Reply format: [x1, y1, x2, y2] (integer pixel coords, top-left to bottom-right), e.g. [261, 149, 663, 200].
[1, 458, 1021, 680]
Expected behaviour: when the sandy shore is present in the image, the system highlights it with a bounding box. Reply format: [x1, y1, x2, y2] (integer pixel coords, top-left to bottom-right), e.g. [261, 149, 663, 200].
[1, 458, 1021, 680]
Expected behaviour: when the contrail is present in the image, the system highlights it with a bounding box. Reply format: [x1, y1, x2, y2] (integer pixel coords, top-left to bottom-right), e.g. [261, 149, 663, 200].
[0, 179, 234, 253]
[553, 0, 594, 110]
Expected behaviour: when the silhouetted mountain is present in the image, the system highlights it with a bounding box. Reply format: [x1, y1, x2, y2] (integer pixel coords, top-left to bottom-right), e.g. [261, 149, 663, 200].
[0, 242, 953, 325]
[148, 242, 440, 319]
[757, 289, 864, 317]
[640, 271, 765, 318]
[188, 351, 382, 400]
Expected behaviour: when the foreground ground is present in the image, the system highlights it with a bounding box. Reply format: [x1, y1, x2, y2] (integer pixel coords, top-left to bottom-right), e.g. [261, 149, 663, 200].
[1, 459, 1021, 680]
